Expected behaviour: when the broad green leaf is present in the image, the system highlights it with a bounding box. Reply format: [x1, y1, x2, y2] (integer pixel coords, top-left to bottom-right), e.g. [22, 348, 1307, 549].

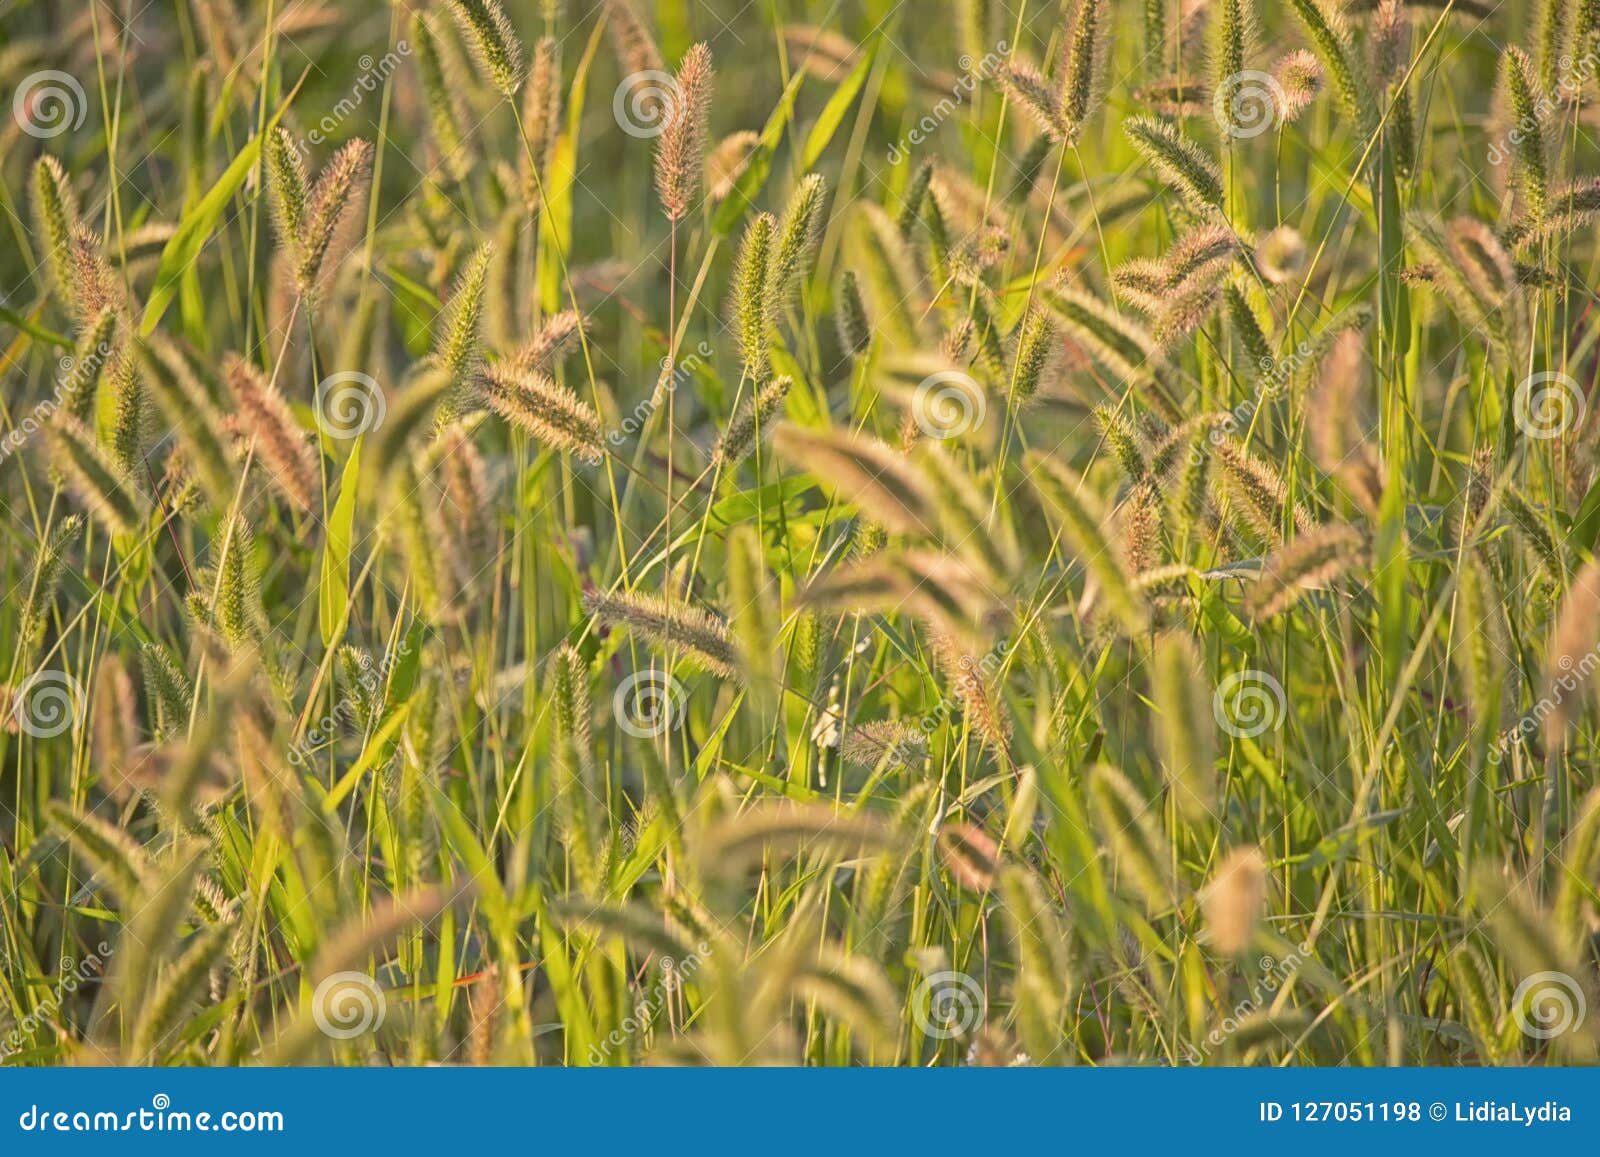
[802, 38, 877, 169]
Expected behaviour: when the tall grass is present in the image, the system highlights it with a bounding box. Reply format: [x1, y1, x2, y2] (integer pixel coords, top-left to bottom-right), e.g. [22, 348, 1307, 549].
[1, 0, 1599, 1068]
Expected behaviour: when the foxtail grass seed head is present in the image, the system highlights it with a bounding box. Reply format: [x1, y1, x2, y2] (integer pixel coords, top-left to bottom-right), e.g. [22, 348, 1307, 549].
[445, 0, 527, 97]
[224, 355, 318, 511]
[296, 139, 372, 297]
[435, 243, 494, 386]
[1027, 450, 1148, 634]
[1202, 846, 1266, 956]
[6, 0, 1600, 1074]
[522, 37, 563, 189]
[1061, 0, 1110, 142]
[67, 225, 122, 325]
[714, 377, 792, 467]
[1153, 631, 1217, 824]
[1087, 763, 1172, 912]
[477, 362, 605, 464]
[839, 719, 927, 770]
[1546, 558, 1600, 747]
[1500, 46, 1552, 223]
[1216, 439, 1312, 543]
[897, 159, 936, 238]
[1255, 225, 1309, 284]
[605, 0, 664, 76]
[1096, 405, 1148, 482]
[1124, 115, 1224, 214]
[770, 174, 827, 306]
[19, 515, 84, 651]
[31, 155, 81, 308]
[412, 11, 472, 180]
[1286, 0, 1372, 137]
[732, 213, 776, 381]
[708, 131, 761, 202]
[1010, 308, 1055, 407]
[583, 589, 738, 677]
[772, 423, 940, 537]
[836, 270, 873, 356]
[264, 127, 309, 260]
[1248, 522, 1368, 620]
[513, 309, 585, 374]
[1370, 0, 1411, 77]
[1272, 49, 1323, 123]
[655, 43, 713, 221]
[997, 61, 1066, 142]
[1211, 0, 1256, 99]
[1040, 282, 1163, 387]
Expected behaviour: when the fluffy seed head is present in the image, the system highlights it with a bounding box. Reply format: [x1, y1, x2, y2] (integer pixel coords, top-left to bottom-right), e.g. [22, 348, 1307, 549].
[714, 377, 792, 467]
[445, 0, 527, 97]
[655, 43, 713, 221]
[836, 271, 873, 356]
[731, 213, 776, 380]
[1203, 847, 1267, 956]
[477, 362, 605, 464]
[1255, 225, 1309, 284]
[1273, 50, 1324, 123]
[583, 588, 738, 676]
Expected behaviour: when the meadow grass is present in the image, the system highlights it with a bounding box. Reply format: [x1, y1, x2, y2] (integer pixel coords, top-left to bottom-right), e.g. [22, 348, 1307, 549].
[1, 0, 1600, 1067]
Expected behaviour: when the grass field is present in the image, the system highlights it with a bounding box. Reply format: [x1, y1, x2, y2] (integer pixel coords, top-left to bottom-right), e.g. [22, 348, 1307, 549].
[2, 0, 1600, 1067]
